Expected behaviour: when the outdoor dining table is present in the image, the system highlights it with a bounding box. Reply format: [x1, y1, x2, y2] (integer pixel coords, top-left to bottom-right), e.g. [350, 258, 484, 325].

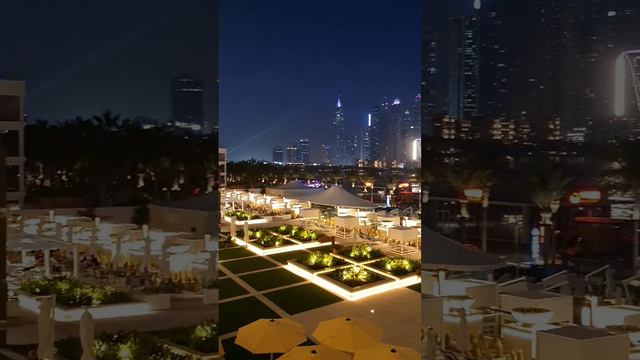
[334, 216, 359, 238]
[387, 226, 418, 255]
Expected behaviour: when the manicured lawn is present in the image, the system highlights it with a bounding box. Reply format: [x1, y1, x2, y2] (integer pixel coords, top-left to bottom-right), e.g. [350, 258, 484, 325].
[267, 250, 312, 264]
[264, 283, 342, 315]
[408, 283, 421, 292]
[219, 297, 279, 334]
[222, 256, 277, 274]
[239, 268, 305, 291]
[219, 278, 249, 300]
[220, 246, 256, 261]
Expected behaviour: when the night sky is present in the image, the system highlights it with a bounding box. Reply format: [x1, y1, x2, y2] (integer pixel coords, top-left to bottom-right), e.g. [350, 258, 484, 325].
[0, 0, 217, 125]
[220, 0, 421, 162]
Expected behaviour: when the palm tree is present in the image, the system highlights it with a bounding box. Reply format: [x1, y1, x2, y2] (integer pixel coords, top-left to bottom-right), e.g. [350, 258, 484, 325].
[525, 164, 573, 265]
[601, 144, 640, 271]
[444, 168, 493, 245]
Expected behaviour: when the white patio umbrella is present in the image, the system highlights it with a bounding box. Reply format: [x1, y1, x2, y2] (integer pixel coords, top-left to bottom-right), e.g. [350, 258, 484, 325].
[37, 296, 55, 360]
[458, 309, 471, 352]
[80, 307, 96, 360]
[112, 236, 125, 268]
[142, 236, 152, 270]
[230, 221, 237, 238]
[425, 328, 438, 360]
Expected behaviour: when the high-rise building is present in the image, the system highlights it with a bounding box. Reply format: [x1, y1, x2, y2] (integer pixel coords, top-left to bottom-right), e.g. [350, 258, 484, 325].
[320, 145, 332, 166]
[272, 146, 283, 164]
[345, 133, 359, 165]
[286, 146, 298, 165]
[295, 138, 310, 165]
[171, 74, 204, 132]
[0, 80, 25, 207]
[449, 16, 481, 122]
[333, 96, 347, 166]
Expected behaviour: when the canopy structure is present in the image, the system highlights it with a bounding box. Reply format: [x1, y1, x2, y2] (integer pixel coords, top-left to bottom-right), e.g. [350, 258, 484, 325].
[8, 234, 70, 252]
[422, 228, 503, 271]
[298, 186, 377, 209]
[151, 193, 217, 212]
[266, 181, 322, 198]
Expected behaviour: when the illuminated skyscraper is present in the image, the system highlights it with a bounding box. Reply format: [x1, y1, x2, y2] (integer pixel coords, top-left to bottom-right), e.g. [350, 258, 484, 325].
[171, 74, 204, 132]
[296, 138, 310, 165]
[333, 96, 347, 166]
[272, 146, 283, 164]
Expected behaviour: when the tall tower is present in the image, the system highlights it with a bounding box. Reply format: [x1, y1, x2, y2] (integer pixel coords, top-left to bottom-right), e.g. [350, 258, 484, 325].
[171, 74, 204, 132]
[333, 96, 346, 166]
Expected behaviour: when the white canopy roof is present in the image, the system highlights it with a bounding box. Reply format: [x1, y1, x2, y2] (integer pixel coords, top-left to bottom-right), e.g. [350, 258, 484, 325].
[422, 228, 503, 271]
[298, 186, 377, 209]
[8, 234, 70, 252]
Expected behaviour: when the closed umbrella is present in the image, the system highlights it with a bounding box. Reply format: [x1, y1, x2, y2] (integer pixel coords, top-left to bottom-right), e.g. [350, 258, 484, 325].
[313, 317, 382, 353]
[279, 345, 351, 360]
[235, 318, 307, 360]
[142, 235, 151, 270]
[230, 221, 237, 238]
[80, 307, 96, 360]
[37, 296, 55, 360]
[354, 343, 419, 360]
[243, 222, 250, 243]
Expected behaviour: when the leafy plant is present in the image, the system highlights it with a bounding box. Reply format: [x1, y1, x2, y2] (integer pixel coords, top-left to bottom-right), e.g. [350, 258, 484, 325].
[372, 258, 418, 276]
[224, 210, 260, 221]
[341, 244, 382, 261]
[298, 251, 345, 270]
[327, 266, 383, 288]
[20, 277, 131, 307]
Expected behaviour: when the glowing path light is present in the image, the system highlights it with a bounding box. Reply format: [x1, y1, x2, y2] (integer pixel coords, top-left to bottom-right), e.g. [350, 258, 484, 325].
[615, 50, 640, 117]
[284, 262, 420, 301]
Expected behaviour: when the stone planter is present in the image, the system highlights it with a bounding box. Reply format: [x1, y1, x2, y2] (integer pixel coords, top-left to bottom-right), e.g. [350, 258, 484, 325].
[203, 288, 218, 305]
[143, 293, 172, 310]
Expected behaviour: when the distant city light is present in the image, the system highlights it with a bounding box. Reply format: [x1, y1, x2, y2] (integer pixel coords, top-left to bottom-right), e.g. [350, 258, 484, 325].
[368, 113, 372, 127]
[474, 0, 481, 10]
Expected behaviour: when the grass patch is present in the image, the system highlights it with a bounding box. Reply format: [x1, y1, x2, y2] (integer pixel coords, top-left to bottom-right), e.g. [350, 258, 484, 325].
[268, 250, 314, 264]
[264, 283, 342, 315]
[219, 297, 279, 334]
[219, 278, 249, 300]
[239, 268, 305, 291]
[408, 283, 421, 292]
[220, 247, 255, 261]
[222, 256, 277, 274]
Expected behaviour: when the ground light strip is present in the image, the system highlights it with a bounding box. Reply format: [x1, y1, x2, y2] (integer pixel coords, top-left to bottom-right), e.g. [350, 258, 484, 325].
[284, 262, 420, 301]
[231, 236, 326, 256]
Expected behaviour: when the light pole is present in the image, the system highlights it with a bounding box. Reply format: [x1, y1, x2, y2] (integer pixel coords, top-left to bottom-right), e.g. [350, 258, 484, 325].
[481, 190, 490, 253]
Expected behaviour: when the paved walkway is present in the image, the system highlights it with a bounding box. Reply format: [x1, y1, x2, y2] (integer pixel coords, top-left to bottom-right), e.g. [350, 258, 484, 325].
[217, 240, 421, 351]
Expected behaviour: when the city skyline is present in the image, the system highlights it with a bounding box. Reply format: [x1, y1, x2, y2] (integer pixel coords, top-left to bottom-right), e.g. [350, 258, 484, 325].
[0, 0, 217, 126]
[219, 0, 421, 162]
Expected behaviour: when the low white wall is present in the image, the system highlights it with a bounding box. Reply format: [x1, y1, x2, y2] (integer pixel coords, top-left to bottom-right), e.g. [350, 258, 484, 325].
[18, 206, 137, 223]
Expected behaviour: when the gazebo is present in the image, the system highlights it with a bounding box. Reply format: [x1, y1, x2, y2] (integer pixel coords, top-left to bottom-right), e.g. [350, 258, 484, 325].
[8, 234, 71, 278]
[298, 186, 377, 209]
[266, 181, 322, 198]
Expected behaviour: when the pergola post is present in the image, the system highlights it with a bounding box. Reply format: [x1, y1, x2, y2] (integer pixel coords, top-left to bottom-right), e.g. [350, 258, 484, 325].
[44, 249, 51, 278]
[73, 244, 79, 278]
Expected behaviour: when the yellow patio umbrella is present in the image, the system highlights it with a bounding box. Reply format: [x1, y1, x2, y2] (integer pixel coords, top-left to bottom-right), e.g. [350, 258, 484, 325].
[235, 318, 307, 360]
[353, 343, 420, 360]
[278, 345, 351, 360]
[312, 317, 382, 353]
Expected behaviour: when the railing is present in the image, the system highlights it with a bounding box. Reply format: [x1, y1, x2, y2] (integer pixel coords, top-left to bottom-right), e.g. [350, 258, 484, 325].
[498, 276, 527, 288]
[542, 270, 569, 291]
[585, 265, 610, 295]
[622, 273, 640, 305]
